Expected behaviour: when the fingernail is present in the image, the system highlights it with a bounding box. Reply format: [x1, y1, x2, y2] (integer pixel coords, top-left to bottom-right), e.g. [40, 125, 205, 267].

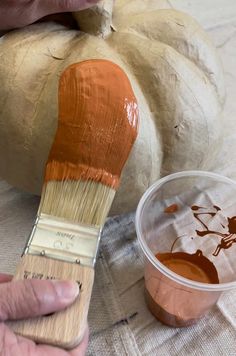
[52, 281, 80, 301]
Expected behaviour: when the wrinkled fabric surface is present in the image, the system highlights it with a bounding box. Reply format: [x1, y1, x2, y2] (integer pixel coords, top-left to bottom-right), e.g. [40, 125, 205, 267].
[1, 1, 236, 355]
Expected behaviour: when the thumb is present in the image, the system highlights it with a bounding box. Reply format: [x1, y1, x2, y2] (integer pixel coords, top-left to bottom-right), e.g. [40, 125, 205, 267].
[0, 273, 12, 283]
[0, 279, 79, 321]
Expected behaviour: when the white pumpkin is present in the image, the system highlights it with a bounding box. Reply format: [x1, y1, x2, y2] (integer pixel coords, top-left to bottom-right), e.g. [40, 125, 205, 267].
[0, 0, 225, 214]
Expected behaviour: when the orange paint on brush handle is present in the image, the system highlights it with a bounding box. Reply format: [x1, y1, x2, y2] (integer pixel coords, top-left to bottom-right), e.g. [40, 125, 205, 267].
[46, 60, 139, 189]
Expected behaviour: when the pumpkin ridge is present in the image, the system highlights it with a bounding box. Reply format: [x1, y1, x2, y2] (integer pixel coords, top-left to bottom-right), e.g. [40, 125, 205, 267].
[120, 26, 221, 103]
[159, 54, 210, 167]
[17, 31, 77, 160]
[19, 26, 89, 151]
[0, 39, 35, 118]
[115, 9, 225, 104]
[109, 32, 221, 171]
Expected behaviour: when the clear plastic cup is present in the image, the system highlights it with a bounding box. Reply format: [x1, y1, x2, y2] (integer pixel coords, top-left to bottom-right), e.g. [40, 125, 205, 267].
[135, 171, 236, 327]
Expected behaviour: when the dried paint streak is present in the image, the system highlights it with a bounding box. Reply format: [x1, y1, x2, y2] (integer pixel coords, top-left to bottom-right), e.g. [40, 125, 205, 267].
[45, 60, 139, 189]
[164, 204, 179, 213]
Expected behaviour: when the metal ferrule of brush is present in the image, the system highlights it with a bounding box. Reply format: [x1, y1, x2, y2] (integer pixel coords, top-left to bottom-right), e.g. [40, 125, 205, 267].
[24, 214, 102, 268]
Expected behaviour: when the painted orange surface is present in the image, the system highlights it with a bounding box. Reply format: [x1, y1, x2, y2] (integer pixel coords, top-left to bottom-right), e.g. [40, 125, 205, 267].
[46, 59, 138, 189]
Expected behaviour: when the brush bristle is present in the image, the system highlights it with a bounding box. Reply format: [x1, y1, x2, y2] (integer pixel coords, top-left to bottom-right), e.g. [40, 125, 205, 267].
[39, 180, 116, 227]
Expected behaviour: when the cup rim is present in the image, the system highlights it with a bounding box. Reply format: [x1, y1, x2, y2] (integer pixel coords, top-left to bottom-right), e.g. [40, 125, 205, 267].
[135, 170, 236, 292]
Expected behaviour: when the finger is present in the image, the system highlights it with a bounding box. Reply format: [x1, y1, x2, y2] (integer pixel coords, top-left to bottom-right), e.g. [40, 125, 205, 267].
[39, 0, 100, 16]
[70, 326, 89, 356]
[0, 323, 68, 356]
[34, 326, 89, 356]
[0, 279, 79, 321]
[0, 273, 13, 283]
[38, 13, 77, 28]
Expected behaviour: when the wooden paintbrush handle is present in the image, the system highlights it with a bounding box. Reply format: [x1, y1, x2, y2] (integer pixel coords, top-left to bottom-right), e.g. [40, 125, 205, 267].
[7, 255, 94, 349]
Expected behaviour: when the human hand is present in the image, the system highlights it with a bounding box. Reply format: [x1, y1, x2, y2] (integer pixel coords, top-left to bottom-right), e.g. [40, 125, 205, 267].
[0, 0, 99, 30]
[0, 273, 89, 355]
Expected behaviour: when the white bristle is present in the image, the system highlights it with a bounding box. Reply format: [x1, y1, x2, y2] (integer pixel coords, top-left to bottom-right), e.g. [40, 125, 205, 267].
[39, 180, 116, 226]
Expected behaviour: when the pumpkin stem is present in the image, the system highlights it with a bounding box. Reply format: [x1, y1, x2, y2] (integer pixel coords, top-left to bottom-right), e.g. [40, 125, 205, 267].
[73, 0, 115, 38]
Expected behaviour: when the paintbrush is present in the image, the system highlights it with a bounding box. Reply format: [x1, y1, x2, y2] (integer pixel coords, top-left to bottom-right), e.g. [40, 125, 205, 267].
[8, 59, 138, 349]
